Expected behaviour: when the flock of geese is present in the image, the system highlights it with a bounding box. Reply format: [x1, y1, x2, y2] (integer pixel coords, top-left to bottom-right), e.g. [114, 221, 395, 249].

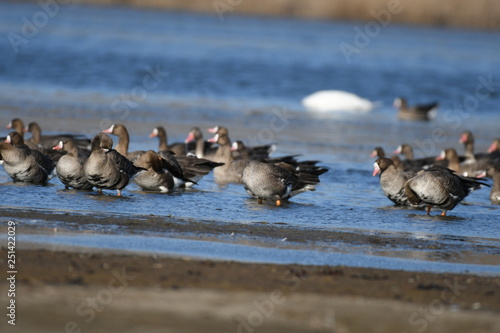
[0, 119, 327, 206]
[371, 130, 500, 215]
[1, 116, 499, 215]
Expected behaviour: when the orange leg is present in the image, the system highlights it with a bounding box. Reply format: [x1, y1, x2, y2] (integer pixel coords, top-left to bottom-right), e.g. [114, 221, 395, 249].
[426, 206, 432, 215]
[258, 198, 263, 204]
[441, 211, 447, 216]
[276, 199, 282, 206]
[117, 190, 122, 197]
[97, 189, 103, 195]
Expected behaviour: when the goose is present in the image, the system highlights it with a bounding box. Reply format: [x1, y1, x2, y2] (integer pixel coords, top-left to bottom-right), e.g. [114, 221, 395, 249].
[133, 150, 195, 192]
[184, 127, 217, 159]
[436, 148, 489, 177]
[487, 139, 500, 154]
[302, 90, 375, 113]
[165, 152, 224, 187]
[458, 131, 492, 162]
[52, 140, 93, 190]
[242, 160, 328, 205]
[393, 144, 443, 170]
[149, 126, 186, 156]
[370, 147, 404, 170]
[0, 141, 55, 184]
[370, 147, 386, 158]
[83, 133, 142, 196]
[5, 118, 25, 137]
[373, 157, 418, 206]
[231, 141, 275, 160]
[207, 126, 250, 183]
[394, 97, 438, 121]
[6, 131, 64, 163]
[103, 124, 145, 161]
[26, 122, 91, 154]
[479, 166, 500, 205]
[404, 165, 488, 216]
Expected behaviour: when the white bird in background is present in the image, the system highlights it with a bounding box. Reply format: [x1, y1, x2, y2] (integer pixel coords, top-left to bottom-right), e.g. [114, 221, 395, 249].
[302, 90, 376, 113]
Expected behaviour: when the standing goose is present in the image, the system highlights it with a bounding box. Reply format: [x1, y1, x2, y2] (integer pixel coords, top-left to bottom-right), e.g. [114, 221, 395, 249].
[436, 148, 489, 177]
[103, 124, 145, 161]
[149, 126, 186, 156]
[393, 144, 447, 170]
[373, 157, 418, 206]
[5, 118, 25, 137]
[404, 165, 488, 216]
[230, 141, 275, 160]
[458, 131, 492, 162]
[487, 139, 500, 154]
[394, 97, 439, 121]
[242, 160, 328, 205]
[26, 122, 91, 154]
[184, 127, 217, 159]
[370, 147, 404, 170]
[208, 126, 250, 184]
[208, 125, 274, 161]
[480, 166, 500, 205]
[52, 140, 93, 190]
[0, 141, 55, 184]
[83, 133, 141, 196]
[6, 131, 64, 163]
[370, 147, 385, 158]
[5, 131, 39, 150]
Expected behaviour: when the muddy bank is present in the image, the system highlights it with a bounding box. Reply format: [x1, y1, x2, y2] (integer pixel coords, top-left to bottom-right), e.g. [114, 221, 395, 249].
[1, 246, 500, 333]
[14, 0, 500, 29]
[2, 207, 500, 269]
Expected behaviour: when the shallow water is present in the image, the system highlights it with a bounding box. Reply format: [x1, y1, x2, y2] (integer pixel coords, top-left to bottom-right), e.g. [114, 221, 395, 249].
[0, 2, 499, 273]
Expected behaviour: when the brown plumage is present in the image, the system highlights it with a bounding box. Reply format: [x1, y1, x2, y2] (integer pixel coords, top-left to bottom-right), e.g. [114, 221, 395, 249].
[6, 131, 64, 163]
[373, 157, 417, 206]
[133, 150, 190, 192]
[26, 122, 91, 154]
[242, 160, 327, 205]
[103, 124, 146, 161]
[404, 165, 488, 216]
[394, 97, 438, 121]
[184, 127, 217, 159]
[5, 118, 25, 137]
[52, 140, 93, 190]
[208, 126, 250, 184]
[0, 141, 55, 184]
[149, 126, 186, 156]
[83, 133, 141, 196]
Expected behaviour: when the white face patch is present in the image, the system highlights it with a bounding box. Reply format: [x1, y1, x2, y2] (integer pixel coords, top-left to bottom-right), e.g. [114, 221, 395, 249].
[439, 150, 446, 160]
[211, 134, 219, 143]
[373, 162, 381, 176]
[5, 135, 11, 143]
[153, 128, 158, 136]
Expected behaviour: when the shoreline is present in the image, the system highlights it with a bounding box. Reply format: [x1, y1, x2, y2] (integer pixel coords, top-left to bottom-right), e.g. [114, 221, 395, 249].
[2, 246, 500, 332]
[9, 0, 500, 30]
[2, 206, 500, 275]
